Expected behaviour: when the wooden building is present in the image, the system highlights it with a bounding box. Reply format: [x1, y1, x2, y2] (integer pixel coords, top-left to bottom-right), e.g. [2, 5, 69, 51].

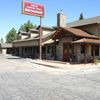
[13, 11, 100, 63]
[0, 43, 12, 54]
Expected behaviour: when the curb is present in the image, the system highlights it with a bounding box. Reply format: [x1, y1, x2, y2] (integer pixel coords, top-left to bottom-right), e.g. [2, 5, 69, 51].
[32, 61, 60, 68]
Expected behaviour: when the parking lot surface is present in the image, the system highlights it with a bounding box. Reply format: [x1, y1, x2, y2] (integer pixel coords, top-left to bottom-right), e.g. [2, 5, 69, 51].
[0, 54, 100, 100]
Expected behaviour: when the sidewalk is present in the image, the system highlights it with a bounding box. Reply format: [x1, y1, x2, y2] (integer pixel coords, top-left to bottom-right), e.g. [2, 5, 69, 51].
[32, 59, 100, 71]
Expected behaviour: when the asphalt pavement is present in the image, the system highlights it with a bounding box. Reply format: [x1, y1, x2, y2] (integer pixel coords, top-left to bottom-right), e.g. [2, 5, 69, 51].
[0, 54, 100, 100]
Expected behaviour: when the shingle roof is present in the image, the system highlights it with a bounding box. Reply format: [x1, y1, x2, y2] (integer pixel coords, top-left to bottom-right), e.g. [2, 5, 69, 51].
[73, 38, 100, 44]
[52, 27, 98, 39]
[67, 16, 100, 27]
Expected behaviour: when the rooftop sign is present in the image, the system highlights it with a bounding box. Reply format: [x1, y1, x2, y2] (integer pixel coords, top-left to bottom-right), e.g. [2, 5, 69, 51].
[22, 0, 44, 17]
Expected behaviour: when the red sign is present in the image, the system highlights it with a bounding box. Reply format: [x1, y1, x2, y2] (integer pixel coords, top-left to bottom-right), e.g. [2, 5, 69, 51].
[22, 0, 44, 17]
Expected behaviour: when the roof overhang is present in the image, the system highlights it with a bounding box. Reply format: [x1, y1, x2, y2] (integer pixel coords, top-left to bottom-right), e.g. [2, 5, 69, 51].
[72, 38, 100, 45]
[52, 27, 98, 40]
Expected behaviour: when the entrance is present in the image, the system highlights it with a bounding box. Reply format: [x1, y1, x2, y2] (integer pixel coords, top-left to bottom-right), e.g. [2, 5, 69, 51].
[63, 43, 72, 62]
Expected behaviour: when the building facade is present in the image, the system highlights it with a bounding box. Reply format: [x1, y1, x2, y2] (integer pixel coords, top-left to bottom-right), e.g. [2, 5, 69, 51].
[13, 11, 100, 63]
[0, 43, 12, 54]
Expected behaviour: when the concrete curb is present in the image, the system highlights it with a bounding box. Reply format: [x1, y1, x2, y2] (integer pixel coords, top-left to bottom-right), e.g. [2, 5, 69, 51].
[32, 61, 60, 68]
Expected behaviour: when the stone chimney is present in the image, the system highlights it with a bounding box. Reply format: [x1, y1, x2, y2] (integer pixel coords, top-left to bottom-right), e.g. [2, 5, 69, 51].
[57, 10, 66, 27]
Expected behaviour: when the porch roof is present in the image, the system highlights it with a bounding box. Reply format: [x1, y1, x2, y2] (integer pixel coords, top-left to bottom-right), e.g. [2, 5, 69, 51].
[52, 27, 98, 39]
[42, 39, 54, 45]
[73, 38, 100, 44]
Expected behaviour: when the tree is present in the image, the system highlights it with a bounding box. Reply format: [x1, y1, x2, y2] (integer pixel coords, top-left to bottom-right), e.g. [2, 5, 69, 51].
[19, 25, 25, 31]
[79, 12, 84, 20]
[6, 28, 17, 43]
[19, 20, 36, 32]
[0, 38, 4, 43]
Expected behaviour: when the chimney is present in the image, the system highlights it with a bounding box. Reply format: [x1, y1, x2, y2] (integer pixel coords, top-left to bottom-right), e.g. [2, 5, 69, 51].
[57, 10, 66, 27]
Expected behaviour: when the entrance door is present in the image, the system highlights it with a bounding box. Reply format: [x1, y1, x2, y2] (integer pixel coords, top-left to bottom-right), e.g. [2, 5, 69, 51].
[63, 43, 72, 62]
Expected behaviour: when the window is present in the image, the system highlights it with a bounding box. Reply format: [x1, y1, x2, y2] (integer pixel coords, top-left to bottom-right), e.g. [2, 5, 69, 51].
[91, 45, 99, 56]
[42, 47, 46, 54]
[47, 46, 52, 54]
[52, 46, 55, 54]
[34, 47, 38, 53]
[95, 45, 99, 56]
[81, 45, 85, 53]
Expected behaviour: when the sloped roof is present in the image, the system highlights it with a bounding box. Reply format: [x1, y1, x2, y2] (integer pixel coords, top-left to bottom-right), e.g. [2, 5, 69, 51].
[13, 37, 39, 43]
[37, 25, 55, 30]
[18, 31, 30, 35]
[73, 38, 100, 44]
[0, 43, 12, 48]
[67, 16, 100, 27]
[52, 27, 98, 39]
[13, 31, 56, 43]
[29, 29, 39, 33]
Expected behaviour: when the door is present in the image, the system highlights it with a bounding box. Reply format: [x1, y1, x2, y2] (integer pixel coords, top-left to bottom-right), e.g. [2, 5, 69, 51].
[63, 43, 72, 62]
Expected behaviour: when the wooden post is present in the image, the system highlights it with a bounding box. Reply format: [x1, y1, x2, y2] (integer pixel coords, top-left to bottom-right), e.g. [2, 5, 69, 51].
[98, 22, 100, 38]
[84, 44, 87, 64]
[93, 45, 96, 63]
[54, 39, 56, 60]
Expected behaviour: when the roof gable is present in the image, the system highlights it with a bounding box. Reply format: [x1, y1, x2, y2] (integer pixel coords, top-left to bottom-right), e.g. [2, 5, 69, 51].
[52, 27, 98, 39]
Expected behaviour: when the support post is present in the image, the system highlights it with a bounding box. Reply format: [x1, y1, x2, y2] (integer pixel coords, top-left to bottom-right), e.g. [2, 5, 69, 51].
[84, 44, 87, 64]
[98, 22, 100, 39]
[93, 45, 96, 63]
[39, 17, 42, 60]
[54, 39, 56, 60]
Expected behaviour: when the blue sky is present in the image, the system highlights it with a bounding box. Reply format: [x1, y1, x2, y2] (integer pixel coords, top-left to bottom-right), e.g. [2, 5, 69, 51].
[0, 0, 100, 41]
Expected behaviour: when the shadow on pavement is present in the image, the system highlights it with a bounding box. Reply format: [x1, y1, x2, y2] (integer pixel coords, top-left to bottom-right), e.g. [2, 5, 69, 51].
[7, 57, 23, 59]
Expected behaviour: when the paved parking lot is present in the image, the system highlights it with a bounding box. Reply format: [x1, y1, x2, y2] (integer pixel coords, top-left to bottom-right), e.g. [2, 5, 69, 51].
[0, 54, 100, 100]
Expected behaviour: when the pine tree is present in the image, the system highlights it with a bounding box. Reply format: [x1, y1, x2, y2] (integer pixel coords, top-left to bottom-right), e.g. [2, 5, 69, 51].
[6, 28, 17, 43]
[79, 12, 84, 20]
[19, 20, 36, 32]
[0, 38, 4, 43]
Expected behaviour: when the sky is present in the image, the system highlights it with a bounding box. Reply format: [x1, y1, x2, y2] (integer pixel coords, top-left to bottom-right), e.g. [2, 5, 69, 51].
[0, 0, 100, 41]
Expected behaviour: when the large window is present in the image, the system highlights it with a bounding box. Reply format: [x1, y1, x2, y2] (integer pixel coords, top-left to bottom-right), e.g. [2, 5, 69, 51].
[47, 46, 52, 54]
[81, 45, 85, 53]
[47, 46, 55, 54]
[95, 45, 99, 56]
[42, 47, 46, 54]
[91, 45, 99, 56]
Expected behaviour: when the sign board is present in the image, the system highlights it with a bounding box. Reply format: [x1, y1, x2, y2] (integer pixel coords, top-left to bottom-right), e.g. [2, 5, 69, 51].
[22, 0, 44, 17]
